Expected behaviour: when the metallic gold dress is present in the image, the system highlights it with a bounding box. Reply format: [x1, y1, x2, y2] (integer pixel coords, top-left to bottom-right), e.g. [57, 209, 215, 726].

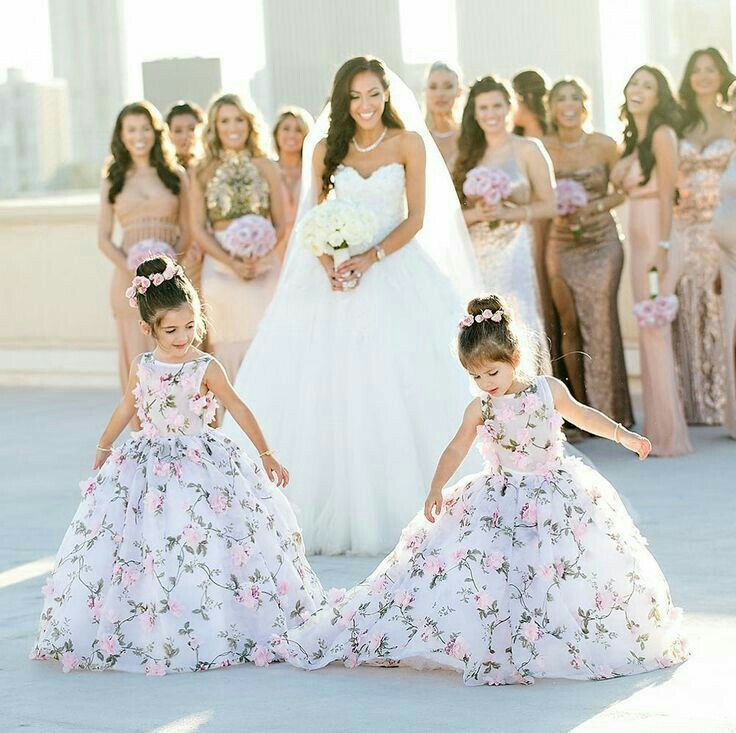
[547, 164, 633, 426]
[202, 151, 279, 380]
[671, 138, 735, 424]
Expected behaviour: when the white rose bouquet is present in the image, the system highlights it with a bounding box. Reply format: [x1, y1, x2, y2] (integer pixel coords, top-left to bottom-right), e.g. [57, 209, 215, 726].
[297, 199, 378, 270]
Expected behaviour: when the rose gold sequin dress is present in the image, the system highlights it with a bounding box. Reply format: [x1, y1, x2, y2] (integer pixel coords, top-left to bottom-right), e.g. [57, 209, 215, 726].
[671, 138, 735, 424]
[547, 164, 633, 426]
[712, 153, 736, 439]
[619, 157, 691, 456]
[111, 186, 182, 391]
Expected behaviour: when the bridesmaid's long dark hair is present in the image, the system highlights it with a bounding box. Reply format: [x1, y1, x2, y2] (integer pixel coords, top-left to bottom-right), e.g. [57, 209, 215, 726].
[452, 76, 512, 202]
[620, 66, 682, 187]
[322, 56, 404, 197]
[104, 101, 180, 204]
[512, 68, 548, 136]
[678, 47, 736, 134]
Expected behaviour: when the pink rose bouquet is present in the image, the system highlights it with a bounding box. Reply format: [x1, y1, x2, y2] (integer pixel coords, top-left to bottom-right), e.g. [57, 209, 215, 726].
[222, 214, 277, 258]
[462, 166, 512, 229]
[126, 239, 176, 271]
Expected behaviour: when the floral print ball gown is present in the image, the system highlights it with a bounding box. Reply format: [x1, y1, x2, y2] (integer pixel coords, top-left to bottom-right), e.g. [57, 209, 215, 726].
[278, 377, 688, 685]
[31, 353, 325, 675]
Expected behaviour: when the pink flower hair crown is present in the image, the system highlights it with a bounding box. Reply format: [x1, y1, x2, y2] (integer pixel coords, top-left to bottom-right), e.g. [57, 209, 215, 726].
[459, 309, 504, 329]
[125, 263, 182, 308]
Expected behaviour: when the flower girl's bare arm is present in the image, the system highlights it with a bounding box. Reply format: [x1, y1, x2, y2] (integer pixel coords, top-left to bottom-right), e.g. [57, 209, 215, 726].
[424, 398, 483, 521]
[546, 377, 651, 459]
[93, 359, 139, 467]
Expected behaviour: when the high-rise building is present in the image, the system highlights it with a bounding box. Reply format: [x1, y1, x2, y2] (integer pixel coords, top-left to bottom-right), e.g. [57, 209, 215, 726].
[0, 69, 71, 195]
[142, 57, 223, 117]
[256, 0, 406, 120]
[48, 0, 126, 172]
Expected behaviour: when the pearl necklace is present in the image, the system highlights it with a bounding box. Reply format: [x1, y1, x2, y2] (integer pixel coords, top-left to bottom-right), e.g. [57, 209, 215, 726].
[352, 126, 387, 153]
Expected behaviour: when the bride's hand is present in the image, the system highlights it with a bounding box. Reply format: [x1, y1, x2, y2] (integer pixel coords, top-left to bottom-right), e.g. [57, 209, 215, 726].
[466, 200, 496, 224]
[319, 255, 346, 291]
[335, 250, 376, 286]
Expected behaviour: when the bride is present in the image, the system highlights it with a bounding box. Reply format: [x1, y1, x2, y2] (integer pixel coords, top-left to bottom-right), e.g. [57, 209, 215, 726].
[223, 57, 481, 555]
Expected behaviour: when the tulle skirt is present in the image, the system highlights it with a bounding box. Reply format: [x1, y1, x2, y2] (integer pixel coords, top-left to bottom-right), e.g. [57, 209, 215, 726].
[224, 241, 479, 555]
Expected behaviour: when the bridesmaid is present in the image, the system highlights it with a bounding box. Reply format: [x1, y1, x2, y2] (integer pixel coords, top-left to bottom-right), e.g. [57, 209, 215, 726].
[166, 101, 205, 293]
[98, 101, 190, 392]
[512, 68, 556, 358]
[512, 68, 549, 138]
[453, 75, 557, 372]
[671, 48, 736, 425]
[711, 81, 736, 440]
[272, 106, 313, 259]
[610, 66, 691, 456]
[424, 60, 463, 170]
[190, 93, 284, 381]
[543, 77, 633, 427]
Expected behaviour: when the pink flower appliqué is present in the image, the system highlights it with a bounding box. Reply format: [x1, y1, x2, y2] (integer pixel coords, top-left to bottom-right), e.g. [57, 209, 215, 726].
[276, 581, 290, 597]
[144, 660, 166, 676]
[168, 599, 184, 617]
[186, 447, 202, 464]
[327, 587, 346, 605]
[41, 578, 55, 599]
[520, 393, 542, 415]
[145, 492, 164, 512]
[153, 459, 170, 478]
[474, 592, 492, 611]
[252, 646, 272, 667]
[394, 590, 415, 609]
[87, 597, 103, 620]
[60, 651, 79, 673]
[445, 635, 469, 660]
[423, 555, 445, 576]
[121, 567, 140, 588]
[100, 635, 120, 656]
[520, 502, 538, 525]
[521, 622, 541, 642]
[483, 551, 504, 570]
[208, 492, 228, 514]
[231, 543, 251, 568]
[182, 523, 202, 548]
[344, 653, 359, 668]
[79, 478, 96, 498]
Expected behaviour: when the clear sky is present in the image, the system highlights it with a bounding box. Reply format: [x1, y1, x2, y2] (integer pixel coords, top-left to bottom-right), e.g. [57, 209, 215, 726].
[1, 0, 457, 95]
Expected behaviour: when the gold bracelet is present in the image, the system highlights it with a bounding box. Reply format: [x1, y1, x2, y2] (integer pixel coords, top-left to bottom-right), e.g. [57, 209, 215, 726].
[259, 449, 274, 458]
[96, 444, 113, 452]
[613, 423, 622, 443]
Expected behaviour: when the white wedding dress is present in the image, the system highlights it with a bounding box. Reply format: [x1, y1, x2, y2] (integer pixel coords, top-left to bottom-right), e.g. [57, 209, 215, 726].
[223, 161, 479, 555]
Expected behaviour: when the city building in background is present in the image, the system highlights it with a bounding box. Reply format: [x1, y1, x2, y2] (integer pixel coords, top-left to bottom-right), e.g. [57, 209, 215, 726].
[142, 57, 222, 116]
[48, 0, 126, 187]
[0, 68, 71, 196]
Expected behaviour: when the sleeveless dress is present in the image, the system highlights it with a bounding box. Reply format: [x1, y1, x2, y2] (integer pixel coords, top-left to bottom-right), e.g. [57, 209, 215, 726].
[712, 153, 736, 439]
[110, 187, 181, 392]
[31, 353, 325, 674]
[671, 138, 735, 424]
[202, 152, 280, 380]
[224, 162, 476, 555]
[620, 158, 692, 456]
[277, 377, 689, 685]
[467, 150, 551, 373]
[547, 164, 633, 426]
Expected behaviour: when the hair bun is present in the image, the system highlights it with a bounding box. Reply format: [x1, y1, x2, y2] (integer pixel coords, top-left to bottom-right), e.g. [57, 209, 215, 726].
[137, 255, 177, 279]
[467, 293, 508, 318]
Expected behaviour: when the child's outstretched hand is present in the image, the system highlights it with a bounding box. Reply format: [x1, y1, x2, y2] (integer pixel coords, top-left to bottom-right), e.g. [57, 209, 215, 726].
[93, 448, 110, 471]
[423, 489, 443, 523]
[263, 455, 289, 488]
[620, 429, 652, 460]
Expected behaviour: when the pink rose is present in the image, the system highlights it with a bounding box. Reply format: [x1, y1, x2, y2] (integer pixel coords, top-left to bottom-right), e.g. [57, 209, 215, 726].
[395, 589, 414, 609]
[122, 567, 139, 587]
[209, 492, 228, 514]
[164, 409, 186, 431]
[445, 635, 469, 659]
[186, 447, 202, 464]
[168, 599, 183, 617]
[252, 646, 272, 667]
[144, 660, 166, 676]
[231, 543, 251, 567]
[474, 591, 492, 611]
[338, 608, 356, 628]
[521, 393, 542, 414]
[153, 459, 170, 477]
[236, 585, 260, 609]
[571, 520, 588, 540]
[42, 577, 55, 599]
[277, 581, 290, 597]
[141, 420, 159, 440]
[145, 492, 164, 512]
[538, 564, 554, 581]
[368, 633, 384, 653]
[180, 373, 197, 393]
[162, 264, 177, 280]
[554, 559, 566, 578]
[79, 478, 96, 497]
[139, 610, 155, 633]
[182, 523, 202, 548]
[521, 621, 541, 642]
[656, 656, 673, 669]
[419, 622, 433, 642]
[423, 556, 445, 576]
[595, 590, 616, 613]
[516, 427, 533, 446]
[452, 549, 467, 563]
[87, 597, 103, 620]
[402, 529, 425, 550]
[188, 394, 205, 415]
[151, 273, 164, 286]
[327, 587, 346, 605]
[344, 653, 359, 668]
[100, 635, 119, 656]
[60, 651, 79, 673]
[170, 461, 182, 479]
[370, 576, 389, 593]
[483, 551, 504, 570]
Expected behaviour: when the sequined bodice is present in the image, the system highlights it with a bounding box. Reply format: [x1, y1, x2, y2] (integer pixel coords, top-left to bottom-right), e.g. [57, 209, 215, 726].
[477, 377, 565, 474]
[333, 163, 406, 245]
[206, 152, 271, 224]
[493, 151, 531, 206]
[134, 353, 218, 439]
[675, 138, 735, 222]
[553, 163, 614, 240]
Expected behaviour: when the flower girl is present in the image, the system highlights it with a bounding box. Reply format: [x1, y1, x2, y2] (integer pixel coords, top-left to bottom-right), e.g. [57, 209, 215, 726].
[31, 257, 325, 674]
[277, 294, 689, 685]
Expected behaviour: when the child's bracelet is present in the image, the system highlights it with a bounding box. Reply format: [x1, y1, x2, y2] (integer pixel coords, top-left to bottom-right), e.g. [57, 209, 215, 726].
[613, 423, 622, 444]
[96, 444, 113, 452]
[259, 449, 274, 458]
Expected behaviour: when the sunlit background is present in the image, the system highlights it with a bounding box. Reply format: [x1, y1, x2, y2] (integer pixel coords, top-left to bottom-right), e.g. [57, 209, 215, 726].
[1, 0, 735, 197]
